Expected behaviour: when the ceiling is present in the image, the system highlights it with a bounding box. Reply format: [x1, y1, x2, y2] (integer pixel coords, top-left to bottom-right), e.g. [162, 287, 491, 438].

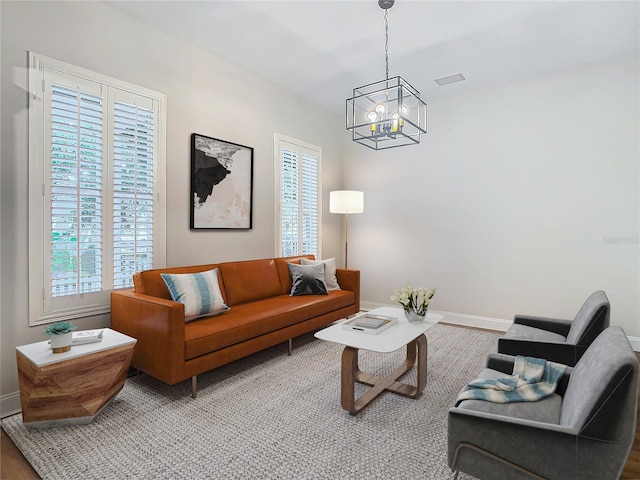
[105, 1, 640, 117]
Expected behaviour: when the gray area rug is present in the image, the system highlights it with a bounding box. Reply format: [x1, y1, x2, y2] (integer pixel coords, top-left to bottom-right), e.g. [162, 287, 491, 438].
[2, 324, 497, 479]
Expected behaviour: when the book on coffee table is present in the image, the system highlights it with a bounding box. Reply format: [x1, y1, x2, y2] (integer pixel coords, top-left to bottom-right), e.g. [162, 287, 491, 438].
[342, 314, 397, 335]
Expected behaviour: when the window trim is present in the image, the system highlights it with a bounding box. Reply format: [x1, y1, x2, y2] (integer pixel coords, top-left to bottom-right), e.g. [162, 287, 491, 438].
[28, 52, 167, 326]
[273, 132, 322, 259]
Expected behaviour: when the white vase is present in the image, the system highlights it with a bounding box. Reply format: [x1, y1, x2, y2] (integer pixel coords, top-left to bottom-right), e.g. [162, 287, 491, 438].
[50, 332, 72, 353]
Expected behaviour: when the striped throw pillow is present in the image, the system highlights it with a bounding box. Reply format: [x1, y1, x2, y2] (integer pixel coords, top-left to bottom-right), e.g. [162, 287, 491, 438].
[161, 268, 229, 321]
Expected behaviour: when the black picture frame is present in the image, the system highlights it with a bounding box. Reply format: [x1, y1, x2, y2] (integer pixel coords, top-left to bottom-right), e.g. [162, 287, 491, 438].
[190, 133, 254, 229]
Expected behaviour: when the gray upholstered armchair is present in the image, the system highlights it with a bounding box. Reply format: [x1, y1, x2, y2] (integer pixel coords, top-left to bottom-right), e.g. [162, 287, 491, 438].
[448, 326, 638, 480]
[497, 290, 610, 366]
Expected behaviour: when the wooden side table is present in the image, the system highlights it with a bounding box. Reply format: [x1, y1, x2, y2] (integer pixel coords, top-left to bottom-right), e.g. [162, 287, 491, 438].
[16, 328, 136, 427]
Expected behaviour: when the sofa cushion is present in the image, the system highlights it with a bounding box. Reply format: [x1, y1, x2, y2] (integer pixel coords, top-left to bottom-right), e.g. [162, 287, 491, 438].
[300, 257, 340, 291]
[161, 268, 229, 321]
[456, 368, 563, 424]
[288, 263, 328, 296]
[184, 290, 355, 359]
[219, 259, 283, 306]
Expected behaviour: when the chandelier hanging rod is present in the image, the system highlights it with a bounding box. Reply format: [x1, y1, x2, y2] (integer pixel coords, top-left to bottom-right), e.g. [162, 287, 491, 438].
[384, 3, 390, 80]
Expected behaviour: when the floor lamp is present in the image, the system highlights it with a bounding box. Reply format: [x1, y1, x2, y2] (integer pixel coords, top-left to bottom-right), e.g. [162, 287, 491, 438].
[330, 191, 364, 269]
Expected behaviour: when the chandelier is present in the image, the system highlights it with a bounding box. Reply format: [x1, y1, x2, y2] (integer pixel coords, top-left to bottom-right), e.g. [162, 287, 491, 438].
[346, 0, 427, 150]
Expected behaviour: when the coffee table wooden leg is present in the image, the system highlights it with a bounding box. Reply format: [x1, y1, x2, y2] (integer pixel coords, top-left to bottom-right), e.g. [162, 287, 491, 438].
[378, 334, 427, 398]
[413, 334, 428, 398]
[341, 346, 359, 413]
[340, 334, 428, 414]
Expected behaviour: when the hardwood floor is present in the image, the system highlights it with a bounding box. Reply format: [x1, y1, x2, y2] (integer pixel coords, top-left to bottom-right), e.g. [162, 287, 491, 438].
[2, 352, 639, 479]
[1, 426, 39, 479]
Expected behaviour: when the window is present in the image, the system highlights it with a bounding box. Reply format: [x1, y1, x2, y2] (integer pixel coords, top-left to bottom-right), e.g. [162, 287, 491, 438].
[274, 133, 322, 258]
[28, 53, 166, 325]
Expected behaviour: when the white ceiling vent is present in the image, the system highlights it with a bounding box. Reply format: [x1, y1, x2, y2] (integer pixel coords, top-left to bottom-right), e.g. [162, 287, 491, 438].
[435, 73, 466, 86]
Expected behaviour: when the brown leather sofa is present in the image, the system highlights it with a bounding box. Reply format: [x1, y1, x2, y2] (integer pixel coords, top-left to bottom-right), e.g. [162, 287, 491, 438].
[111, 255, 360, 397]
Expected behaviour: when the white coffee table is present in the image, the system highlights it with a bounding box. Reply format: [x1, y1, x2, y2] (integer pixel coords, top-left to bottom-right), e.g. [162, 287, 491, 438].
[315, 306, 443, 414]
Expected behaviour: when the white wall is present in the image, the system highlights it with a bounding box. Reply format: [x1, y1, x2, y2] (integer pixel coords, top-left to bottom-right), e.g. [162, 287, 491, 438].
[0, 1, 345, 414]
[343, 57, 639, 338]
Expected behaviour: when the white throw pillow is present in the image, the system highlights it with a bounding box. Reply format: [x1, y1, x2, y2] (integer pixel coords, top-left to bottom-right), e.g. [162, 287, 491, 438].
[161, 268, 230, 321]
[300, 257, 341, 291]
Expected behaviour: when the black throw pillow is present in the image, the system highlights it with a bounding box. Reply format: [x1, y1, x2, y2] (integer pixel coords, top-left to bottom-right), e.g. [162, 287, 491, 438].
[288, 263, 328, 296]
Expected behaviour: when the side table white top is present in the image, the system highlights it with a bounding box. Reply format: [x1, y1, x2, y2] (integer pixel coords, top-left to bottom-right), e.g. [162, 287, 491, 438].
[16, 328, 136, 367]
[315, 306, 443, 353]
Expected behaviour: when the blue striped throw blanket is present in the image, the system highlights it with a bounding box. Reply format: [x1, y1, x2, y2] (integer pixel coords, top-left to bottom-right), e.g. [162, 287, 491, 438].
[455, 356, 570, 406]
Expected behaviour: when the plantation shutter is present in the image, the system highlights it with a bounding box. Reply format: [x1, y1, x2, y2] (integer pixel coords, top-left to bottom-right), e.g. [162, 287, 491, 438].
[280, 148, 299, 257]
[276, 135, 321, 258]
[49, 80, 104, 298]
[112, 94, 155, 289]
[301, 153, 319, 255]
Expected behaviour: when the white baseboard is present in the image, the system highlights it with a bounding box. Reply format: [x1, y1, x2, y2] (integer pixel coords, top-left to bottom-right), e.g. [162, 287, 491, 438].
[361, 301, 511, 332]
[432, 310, 512, 332]
[360, 301, 640, 351]
[1, 391, 21, 419]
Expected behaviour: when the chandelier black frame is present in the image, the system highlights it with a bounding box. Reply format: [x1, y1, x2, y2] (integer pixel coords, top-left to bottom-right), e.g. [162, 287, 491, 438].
[346, 0, 427, 150]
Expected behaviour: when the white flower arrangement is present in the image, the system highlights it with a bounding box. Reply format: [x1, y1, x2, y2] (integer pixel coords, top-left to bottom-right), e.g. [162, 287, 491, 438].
[391, 284, 437, 316]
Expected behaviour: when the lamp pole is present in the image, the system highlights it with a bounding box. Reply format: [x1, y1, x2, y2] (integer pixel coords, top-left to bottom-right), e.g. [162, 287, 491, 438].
[344, 211, 350, 269]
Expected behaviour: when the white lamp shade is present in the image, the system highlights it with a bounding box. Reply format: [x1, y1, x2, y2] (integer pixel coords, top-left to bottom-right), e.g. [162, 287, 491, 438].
[330, 191, 364, 214]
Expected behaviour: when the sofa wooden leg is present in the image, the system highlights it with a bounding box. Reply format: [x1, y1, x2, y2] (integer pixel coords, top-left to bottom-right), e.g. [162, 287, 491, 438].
[191, 375, 197, 399]
[288, 338, 292, 356]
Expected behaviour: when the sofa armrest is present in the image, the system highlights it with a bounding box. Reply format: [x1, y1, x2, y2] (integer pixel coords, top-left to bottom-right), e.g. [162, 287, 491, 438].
[336, 269, 360, 311]
[513, 315, 572, 336]
[110, 289, 187, 385]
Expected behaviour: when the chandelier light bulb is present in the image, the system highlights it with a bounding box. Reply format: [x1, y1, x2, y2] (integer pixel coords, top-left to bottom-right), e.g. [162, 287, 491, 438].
[375, 104, 386, 116]
[367, 111, 378, 132]
[391, 112, 399, 132]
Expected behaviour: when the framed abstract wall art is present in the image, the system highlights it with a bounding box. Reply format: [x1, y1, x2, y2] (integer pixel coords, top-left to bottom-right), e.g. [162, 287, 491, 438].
[190, 133, 254, 229]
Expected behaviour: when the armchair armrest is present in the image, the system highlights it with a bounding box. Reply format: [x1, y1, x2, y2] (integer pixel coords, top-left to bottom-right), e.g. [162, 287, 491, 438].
[448, 407, 580, 479]
[485, 353, 516, 374]
[513, 314, 572, 337]
[497, 337, 578, 366]
[336, 269, 360, 311]
[110, 289, 186, 385]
